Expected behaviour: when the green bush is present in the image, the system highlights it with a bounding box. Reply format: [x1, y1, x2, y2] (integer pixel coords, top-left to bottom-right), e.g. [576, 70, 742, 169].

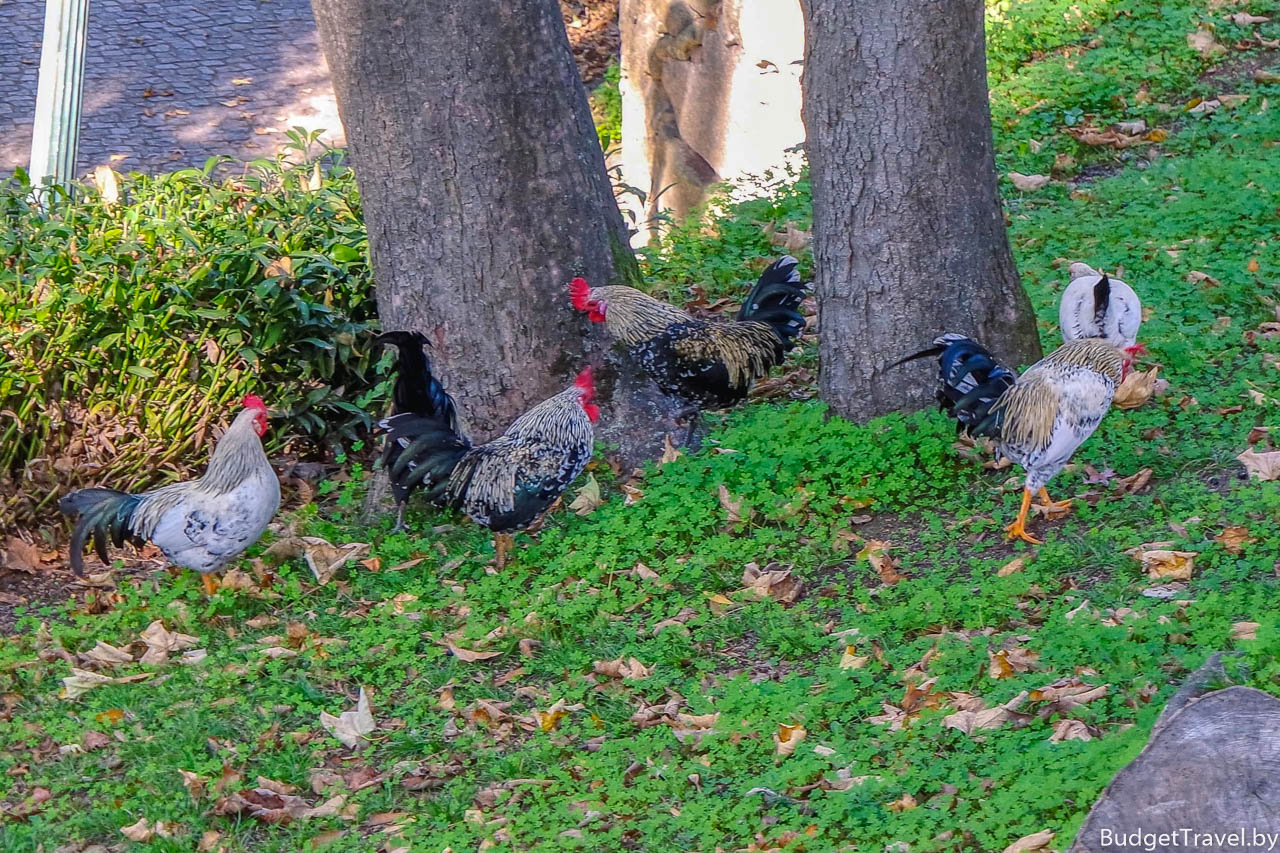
[590, 62, 623, 153]
[0, 138, 383, 528]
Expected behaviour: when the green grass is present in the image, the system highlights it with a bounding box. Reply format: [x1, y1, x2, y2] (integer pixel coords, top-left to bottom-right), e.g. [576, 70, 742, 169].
[591, 62, 623, 153]
[4, 3, 1280, 851]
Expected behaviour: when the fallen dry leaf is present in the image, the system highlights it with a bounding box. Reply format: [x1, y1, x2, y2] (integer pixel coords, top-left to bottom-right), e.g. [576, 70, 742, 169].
[62, 668, 151, 700]
[1116, 467, 1154, 495]
[1232, 621, 1260, 641]
[718, 485, 745, 524]
[120, 817, 159, 842]
[1112, 366, 1159, 409]
[773, 723, 807, 757]
[1130, 547, 1196, 581]
[593, 657, 653, 680]
[82, 641, 134, 668]
[1215, 526, 1256, 554]
[763, 220, 811, 254]
[93, 165, 120, 205]
[1049, 718, 1094, 743]
[997, 556, 1026, 577]
[659, 435, 682, 466]
[1030, 679, 1109, 708]
[886, 792, 918, 812]
[1008, 172, 1050, 191]
[568, 474, 602, 516]
[1237, 447, 1280, 481]
[943, 691, 1029, 736]
[446, 641, 503, 663]
[839, 644, 869, 670]
[2, 536, 44, 574]
[1227, 12, 1270, 25]
[319, 687, 375, 749]
[213, 787, 324, 824]
[179, 769, 207, 800]
[741, 562, 803, 604]
[533, 700, 569, 732]
[302, 537, 369, 586]
[1187, 26, 1226, 57]
[988, 647, 1041, 680]
[138, 620, 199, 665]
[671, 711, 720, 745]
[263, 256, 293, 279]
[1003, 829, 1055, 853]
[857, 539, 905, 585]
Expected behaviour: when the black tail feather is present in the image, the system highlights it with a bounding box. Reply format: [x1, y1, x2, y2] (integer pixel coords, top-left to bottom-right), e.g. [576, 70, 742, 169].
[375, 331, 470, 509]
[59, 488, 143, 576]
[376, 331, 459, 430]
[895, 333, 1016, 438]
[1092, 274, 1111, 329]
[737, 256, 810, 350]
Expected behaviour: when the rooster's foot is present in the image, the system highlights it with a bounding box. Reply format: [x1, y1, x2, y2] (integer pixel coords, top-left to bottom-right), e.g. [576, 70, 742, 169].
[1004, 519, 1044, 545]
[201, 573, 220, 595]
[1004, 489, 1043, 545]
[492, 534, 515, 571]
[1035, 488, 1074, 510]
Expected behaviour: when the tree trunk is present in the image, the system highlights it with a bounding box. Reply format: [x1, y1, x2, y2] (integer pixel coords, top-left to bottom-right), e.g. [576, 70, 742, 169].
[800, 0, 1041, 420]
[619, 0, 805, 242]
[1071, 685, 1280, 852]
[311, 0, 669, 462]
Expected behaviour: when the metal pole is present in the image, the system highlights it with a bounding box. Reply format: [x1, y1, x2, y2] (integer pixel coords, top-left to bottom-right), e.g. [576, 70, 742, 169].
[28, 0, 91, 195]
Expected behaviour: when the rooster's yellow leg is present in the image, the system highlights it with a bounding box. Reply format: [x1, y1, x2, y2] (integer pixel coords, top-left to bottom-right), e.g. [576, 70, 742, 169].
[201, 573, 220, 595]
[1035, 488, 1074, 510]
[494, 535, 509, 571]
[1004, 489, 1043, 545]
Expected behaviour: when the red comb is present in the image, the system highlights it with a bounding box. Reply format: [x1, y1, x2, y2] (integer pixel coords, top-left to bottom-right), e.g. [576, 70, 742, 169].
[569, 277, 591, 311]
[241, 394, 267, 412]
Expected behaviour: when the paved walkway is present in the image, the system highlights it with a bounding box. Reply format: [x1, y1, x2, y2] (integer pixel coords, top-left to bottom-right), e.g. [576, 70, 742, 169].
[0, 0, 344, 176]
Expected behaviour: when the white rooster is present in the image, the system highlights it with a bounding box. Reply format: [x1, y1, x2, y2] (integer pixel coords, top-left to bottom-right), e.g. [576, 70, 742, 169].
[60, 395, 281, 592]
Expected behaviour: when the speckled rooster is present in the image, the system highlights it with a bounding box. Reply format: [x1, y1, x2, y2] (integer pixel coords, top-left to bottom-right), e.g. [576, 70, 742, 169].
[60, 396, 280, 593]
[376, 332, 597, 568]
[569, 256, 809, 443]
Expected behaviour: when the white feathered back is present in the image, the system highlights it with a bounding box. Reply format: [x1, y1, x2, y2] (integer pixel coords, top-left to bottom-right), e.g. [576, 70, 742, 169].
[1059, 262, 1141, 349]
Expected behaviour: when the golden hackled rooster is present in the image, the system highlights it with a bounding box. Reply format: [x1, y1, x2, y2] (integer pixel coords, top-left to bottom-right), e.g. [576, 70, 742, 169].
[898, 336, 1128, 544]
[60, 395, 280, 592]
[569, 256, 809, 443]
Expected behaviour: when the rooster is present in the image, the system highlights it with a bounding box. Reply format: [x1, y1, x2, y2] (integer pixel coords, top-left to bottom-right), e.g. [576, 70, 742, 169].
[1059, 262, 1144, 362]
[897, 336, 1127, 544]
[373, 331, 461, 532]
[569, 256, 809, 443]
[60, 395, 280, 592]
[376, 333, 597, 568]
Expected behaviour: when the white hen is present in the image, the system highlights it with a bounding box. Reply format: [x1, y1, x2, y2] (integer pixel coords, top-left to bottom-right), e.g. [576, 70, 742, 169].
[1059, 262, 1142, 354]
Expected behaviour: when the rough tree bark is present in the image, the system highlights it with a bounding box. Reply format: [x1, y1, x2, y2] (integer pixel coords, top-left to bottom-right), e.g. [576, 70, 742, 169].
[1071, 682, 1280, 852]
[619, 0, 804, 240]
[800, 0, 1042, 420]
[311, 0, 669, 462]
